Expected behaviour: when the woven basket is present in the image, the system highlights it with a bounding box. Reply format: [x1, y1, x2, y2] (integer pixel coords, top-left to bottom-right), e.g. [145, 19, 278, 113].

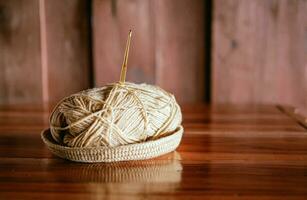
[41, 126, 183, 163]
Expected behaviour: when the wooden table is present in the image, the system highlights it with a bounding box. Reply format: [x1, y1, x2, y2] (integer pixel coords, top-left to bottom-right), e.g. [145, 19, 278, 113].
[0, 104, 307, 199]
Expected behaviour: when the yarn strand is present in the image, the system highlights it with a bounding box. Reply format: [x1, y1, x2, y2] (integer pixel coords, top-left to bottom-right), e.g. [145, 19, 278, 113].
[49, 82, 182, 148]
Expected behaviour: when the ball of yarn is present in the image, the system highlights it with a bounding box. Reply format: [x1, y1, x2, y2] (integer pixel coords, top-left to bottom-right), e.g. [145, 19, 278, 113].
[50, 82, 182, 148]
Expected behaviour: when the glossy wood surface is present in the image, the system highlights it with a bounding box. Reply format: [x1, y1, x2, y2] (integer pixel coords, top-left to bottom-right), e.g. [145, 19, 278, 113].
[0, 104, 306, 199]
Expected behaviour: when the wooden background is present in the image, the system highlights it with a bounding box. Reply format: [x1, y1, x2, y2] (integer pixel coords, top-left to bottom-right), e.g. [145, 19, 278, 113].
[0, 0, 306, 113]
[212, 0, 307, 114]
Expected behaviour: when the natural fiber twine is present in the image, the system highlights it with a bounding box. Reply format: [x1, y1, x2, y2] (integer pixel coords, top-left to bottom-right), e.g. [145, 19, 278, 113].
[42, 82, 183, 162]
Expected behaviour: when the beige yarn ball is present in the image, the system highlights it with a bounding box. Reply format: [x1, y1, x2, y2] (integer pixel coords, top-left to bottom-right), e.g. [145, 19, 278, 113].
[50, 82, 182, 148]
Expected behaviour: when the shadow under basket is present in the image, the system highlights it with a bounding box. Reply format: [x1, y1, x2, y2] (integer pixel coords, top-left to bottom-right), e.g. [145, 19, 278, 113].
[41, 126, 184, 163]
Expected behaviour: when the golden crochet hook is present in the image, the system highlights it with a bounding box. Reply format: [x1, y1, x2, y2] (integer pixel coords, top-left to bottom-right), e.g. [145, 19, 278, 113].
[119, 30, 132, 83]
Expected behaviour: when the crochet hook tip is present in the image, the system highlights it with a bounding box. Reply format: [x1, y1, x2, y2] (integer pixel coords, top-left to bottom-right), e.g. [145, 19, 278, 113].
[119, 30, 133, 84]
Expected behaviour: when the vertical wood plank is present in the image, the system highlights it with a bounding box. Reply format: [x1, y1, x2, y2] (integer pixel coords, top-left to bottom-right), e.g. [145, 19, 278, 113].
[212, 0, 307, 114]
[43, 0, 91, 104]
[0, 0, 91, 106]
[0, 0, 43, 104]
[154, 0, 205, 102]
[93, 0, 156, 85]
[93, 0, 206, 103]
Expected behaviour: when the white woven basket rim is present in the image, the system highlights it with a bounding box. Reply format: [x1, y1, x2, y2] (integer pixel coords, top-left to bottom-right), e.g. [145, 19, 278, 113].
[41, 126, 184, 163]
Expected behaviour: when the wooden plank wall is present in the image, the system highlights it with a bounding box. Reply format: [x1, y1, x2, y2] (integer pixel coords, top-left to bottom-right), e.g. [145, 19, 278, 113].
[43, 0, 91, 104]
[212, 0, 307, 114]
[0, 0, 43, 105]
[93, 0, 207, 103]
[0, 0, 91, 106]
[1, 0, 306, 112]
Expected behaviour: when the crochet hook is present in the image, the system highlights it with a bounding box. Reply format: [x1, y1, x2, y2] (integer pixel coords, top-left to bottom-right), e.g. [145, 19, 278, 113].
[119, 30, 132, 83]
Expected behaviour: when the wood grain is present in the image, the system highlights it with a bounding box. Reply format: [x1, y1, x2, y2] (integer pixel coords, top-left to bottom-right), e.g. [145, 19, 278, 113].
[0, 0, 43, 105]
[0, 0, 91, 106]
[212, 0, 307, 114]
[93, 0, 156, 85]
[154, 0, 205, 102]
[0, 104, 307, 199]
[43, 0, 91, 104]
[93, 0, 206, 102]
